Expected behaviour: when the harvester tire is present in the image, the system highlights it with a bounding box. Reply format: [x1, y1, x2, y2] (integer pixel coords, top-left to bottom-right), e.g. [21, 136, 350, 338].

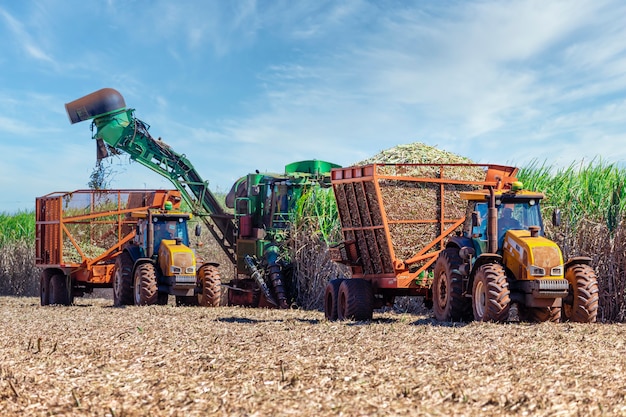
[433, 248, 471, 322]
[113, 252, 133, 306]
[134, 263, 158, 306]
[519, 305, 561, 323]
[563, 264, 599, 323]
[324, 279, 344, 321]
[198, 264, 221, 307]
[472, 263, 510, 322]
[49, 274, 71, 306]
[337, 279, 373, 321]
[40, 274, 50, 306]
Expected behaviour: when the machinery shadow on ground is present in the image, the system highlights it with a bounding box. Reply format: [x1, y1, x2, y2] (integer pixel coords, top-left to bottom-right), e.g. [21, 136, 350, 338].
[217, 316, 321, 325]
[410, 317, 470, 327]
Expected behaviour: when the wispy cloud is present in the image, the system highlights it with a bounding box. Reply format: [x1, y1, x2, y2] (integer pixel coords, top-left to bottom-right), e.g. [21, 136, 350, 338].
[0, 7, 54, 64]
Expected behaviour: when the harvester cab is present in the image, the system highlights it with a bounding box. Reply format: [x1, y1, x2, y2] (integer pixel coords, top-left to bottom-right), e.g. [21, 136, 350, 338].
[225, 160, 340, 309]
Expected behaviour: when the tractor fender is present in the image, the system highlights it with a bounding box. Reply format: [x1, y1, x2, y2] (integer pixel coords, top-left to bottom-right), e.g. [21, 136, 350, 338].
[199, 261, 220, 269]
[565, 256, 593, 270]
[467, 253, 503, 289]
[125, 246, 144, 264]
[446, 236, 473, 251]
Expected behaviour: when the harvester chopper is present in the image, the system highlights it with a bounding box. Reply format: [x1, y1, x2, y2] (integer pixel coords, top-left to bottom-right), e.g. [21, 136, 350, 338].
[63, 88, 339, 308]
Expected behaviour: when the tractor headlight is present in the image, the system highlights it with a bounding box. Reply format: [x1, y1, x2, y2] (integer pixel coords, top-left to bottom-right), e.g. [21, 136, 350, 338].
[551, 266, 564, 276]
[170, 265, 182, 274]
[529, 266, 546, 276]
[185, 266, 196, 274]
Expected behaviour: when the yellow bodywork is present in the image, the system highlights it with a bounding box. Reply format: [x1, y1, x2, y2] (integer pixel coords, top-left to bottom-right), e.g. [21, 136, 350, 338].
[158, 239, 196, 278]
[502, 230, 564, 281]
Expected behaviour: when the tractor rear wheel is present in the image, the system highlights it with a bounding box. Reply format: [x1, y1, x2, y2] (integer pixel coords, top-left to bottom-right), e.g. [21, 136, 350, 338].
[337, 279, 373, 321]
[40, 273, 50, 306]
[197, 264, 222, 307]
[519, 305, 561, 323]
[433, 248, 471, 322]
[113, 252, 133, 306]
[324, 278, 344, 321]
[472, 263, 510, 322]
[49, 274, 71, 306]
[563, 264, 599, 323]
[134, 263, 158, 306]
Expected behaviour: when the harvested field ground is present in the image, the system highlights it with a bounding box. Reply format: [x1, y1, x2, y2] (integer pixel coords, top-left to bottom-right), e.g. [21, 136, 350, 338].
[1, 297, 626, 416]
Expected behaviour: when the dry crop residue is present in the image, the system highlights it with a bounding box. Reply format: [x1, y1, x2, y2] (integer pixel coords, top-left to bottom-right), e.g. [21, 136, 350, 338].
[1, 297, 625, 416]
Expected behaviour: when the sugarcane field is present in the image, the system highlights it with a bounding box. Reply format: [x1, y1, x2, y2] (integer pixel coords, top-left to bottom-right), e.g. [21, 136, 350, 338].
[1, 135, 625, 416]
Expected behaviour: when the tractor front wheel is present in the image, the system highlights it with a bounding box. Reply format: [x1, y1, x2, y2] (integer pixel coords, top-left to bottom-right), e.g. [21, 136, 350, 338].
[337, 279, 373, 321]
[472, 263, 510, 322]
[563, 264, 599, 323]
[134, 263, 158, 306]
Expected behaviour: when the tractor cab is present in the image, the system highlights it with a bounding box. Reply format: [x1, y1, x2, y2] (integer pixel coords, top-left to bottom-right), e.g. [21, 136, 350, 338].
[461, 183, 547, 257]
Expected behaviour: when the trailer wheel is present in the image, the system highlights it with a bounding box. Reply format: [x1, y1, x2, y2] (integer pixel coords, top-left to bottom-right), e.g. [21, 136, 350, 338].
[519, 305, 561, 323]
[563, 264, 599, 323]
[324, 279, 344, 321]
[40, 274, 50, 306]
[198, 264, 221, 307]
[337, 279, 373, 321]
[134, 263, 158, 306]
[433, 248, 471, 321]
[49, 274, 71, 306]
[472, 263, 510, 322]
[113, 252, 133, 306]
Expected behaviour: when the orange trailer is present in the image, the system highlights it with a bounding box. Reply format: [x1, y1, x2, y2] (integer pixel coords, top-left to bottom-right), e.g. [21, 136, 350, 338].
[326, 163, 518, 320]
[35, 189, 183, 305]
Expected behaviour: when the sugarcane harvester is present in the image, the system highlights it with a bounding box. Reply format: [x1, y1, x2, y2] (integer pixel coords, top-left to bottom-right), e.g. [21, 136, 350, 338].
[65, 88, 339, 308]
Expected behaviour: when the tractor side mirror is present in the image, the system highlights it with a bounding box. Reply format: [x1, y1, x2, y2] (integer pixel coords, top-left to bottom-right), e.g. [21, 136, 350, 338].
[552, 209, 561, 227]
[195, 224, 202, 237]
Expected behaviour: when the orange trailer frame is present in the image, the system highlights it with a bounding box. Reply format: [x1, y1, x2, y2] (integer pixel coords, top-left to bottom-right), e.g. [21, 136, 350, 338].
[330, 163, 518, 296]
[36, 189, 182, 288]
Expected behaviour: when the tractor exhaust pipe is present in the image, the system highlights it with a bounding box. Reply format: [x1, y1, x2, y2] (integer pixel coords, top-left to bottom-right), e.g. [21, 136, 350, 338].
[488, 186, 498, 254]
[65, 88, 126, 124]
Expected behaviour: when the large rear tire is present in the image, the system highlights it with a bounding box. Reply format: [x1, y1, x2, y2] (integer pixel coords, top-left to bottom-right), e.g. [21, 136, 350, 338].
[40, 273, 50, 306]
[49, 274, 71, 306]
[197, 264, 221, 307]
[337, 279, 373, 321]
[134, 263, 158, 306]
[113, 252, 133, 306]
[472, 263, 510, 322]
[324, 279, 344, 321]
[563, 264, 599, 323]
[432, 248, 471, 321]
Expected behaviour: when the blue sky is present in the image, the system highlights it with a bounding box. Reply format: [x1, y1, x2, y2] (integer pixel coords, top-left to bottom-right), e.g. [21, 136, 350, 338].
[1, 0, 625, 213]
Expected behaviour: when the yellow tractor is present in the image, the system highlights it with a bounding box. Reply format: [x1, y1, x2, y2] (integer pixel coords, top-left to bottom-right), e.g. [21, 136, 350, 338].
[433, 181, 599, 323]
[113, 203, 221, 307]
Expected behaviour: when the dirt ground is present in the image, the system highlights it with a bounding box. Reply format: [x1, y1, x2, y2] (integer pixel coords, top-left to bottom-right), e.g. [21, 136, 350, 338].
[1, 296, 626, 417]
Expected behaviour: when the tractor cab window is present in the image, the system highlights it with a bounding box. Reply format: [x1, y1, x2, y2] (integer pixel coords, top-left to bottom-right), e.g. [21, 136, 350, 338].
[153, 219, 189, 251]
[497, 201, 543, 243]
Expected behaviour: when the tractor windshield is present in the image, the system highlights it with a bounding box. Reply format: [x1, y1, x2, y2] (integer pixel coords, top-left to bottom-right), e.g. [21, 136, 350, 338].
[473, 200, 544, 248]
[153, 219, 190, 251]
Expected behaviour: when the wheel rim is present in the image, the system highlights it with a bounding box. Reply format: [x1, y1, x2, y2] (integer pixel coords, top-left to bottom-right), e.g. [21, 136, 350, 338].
[474, 280, 486, 318]
[436, 272, 449, 309]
